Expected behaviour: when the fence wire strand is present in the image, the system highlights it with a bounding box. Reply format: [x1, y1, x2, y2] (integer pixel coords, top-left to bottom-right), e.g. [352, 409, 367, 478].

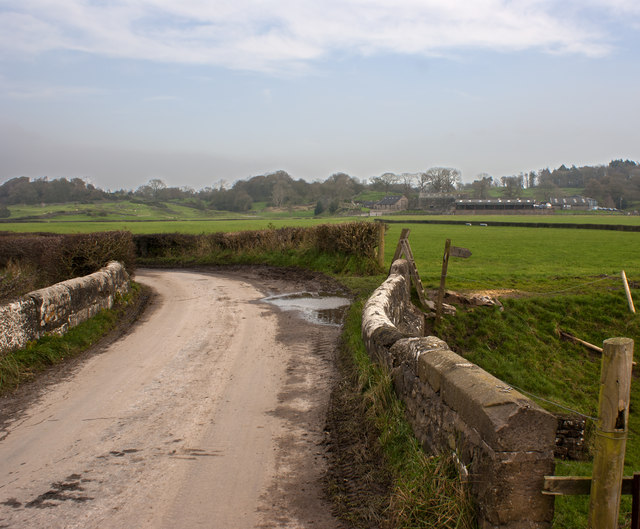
[420, 269, 635, 424]
[424, 273, 620, 297]
[502, 383, 598, 422]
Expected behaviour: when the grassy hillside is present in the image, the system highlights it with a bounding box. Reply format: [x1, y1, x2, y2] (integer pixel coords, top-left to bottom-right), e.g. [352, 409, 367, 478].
[5, 200, 219, 221]
[4, 200, 321, 222]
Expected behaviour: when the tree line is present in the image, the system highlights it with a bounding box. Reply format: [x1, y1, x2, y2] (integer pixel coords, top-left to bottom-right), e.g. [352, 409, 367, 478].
[467, 159, 640, 209]
[0, 168, 463, 213]
[1, 159, 639, 215]
[0, 171, 367, 214]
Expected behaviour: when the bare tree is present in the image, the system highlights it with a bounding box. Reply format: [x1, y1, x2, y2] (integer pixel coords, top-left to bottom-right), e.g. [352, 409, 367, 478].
[378, 172, 399, 195]
[418, 172, 431, 193]
[148, 178, 166, 200]
[421, 167, 461, 193]
[135, 184, 152, 199]
[471, 173, 493, 199]
[501, 176, 523, 198]
[400, 172, 417, 195]
[271, 181, 287, 207]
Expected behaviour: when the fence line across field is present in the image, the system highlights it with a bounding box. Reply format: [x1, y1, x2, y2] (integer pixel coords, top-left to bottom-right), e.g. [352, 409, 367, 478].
[420, 272, 622, 296]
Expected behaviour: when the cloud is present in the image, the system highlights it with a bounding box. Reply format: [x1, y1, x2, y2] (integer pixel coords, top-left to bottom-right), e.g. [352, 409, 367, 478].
[0, 0, 636, 72]
[0, 76, 107, 99]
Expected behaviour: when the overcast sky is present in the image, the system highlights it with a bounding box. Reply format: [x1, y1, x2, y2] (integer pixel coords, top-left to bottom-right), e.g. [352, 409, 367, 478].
[1, 0, 639, 191]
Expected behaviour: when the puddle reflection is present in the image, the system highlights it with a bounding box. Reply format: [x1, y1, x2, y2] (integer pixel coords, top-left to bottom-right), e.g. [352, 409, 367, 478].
[262, 292, 351, 326]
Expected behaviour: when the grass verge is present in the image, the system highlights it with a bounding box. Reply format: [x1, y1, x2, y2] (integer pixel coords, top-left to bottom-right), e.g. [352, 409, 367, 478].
[0, 283, 144, 394]
[328, 280, 476, 529]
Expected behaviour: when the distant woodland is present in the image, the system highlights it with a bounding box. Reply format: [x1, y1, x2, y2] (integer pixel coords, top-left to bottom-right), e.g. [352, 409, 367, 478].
[1, 159, 639, 216]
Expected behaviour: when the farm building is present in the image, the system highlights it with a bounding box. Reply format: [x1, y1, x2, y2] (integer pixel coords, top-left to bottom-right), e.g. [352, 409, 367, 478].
[455, 199, 536, 214]
[418, 193, 456, 213]
[547, 196, 597, 210]
[371, 195, 409, 212]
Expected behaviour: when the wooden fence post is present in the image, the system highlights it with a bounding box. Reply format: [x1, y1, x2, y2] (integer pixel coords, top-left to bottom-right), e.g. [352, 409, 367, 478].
[622, 270, 636, 314]
[435, 239, 451, 325]
[588, 337, 634, 529]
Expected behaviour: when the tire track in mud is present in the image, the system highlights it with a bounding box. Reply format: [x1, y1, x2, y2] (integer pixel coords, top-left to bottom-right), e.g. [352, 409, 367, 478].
[257, 311, 344, 528]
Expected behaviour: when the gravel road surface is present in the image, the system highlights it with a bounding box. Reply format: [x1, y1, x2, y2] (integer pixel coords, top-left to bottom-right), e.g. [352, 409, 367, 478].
[0, 269, 345, 528]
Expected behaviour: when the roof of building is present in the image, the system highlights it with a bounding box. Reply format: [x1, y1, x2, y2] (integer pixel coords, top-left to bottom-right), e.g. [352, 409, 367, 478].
[548, 196, 595, 206]
[455, 199, 535, 205]
[376, 195, 406, 206]
[419, 192, 457, 199]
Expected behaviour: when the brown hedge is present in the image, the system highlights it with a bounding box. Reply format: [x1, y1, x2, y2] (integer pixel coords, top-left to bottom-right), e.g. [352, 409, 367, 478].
[0, 222, 380, 293]
[0, 231, 135, 286]
[133, 222, 381, 260]
[313, 223, 380, 260]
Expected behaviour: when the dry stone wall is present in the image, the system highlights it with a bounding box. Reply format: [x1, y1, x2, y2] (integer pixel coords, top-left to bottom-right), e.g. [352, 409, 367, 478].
[555, 415, 588, 461]
[362, 259, 557, 529]
[0, 261, 129, 355]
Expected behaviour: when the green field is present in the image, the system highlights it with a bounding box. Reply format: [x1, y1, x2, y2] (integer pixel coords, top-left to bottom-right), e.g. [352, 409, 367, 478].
[7, 200, 639, 226]
[0, 216, 368, 234]
[381, 213, 640, 225]
[4, 200, 321, 223]
[5, 200, 224, 221]
[381, 222, 640, 292]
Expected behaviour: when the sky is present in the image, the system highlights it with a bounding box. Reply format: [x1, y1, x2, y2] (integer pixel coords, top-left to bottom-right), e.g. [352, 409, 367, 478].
[1, 0, 640, 191]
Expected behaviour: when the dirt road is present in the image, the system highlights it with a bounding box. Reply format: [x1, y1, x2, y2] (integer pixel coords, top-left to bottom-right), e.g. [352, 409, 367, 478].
[0, 268, 346, 528]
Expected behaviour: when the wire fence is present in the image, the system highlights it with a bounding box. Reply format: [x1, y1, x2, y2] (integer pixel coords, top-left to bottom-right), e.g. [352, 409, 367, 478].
[421, 272, 623, 297]
[419, 268, 637, 435]
[504, 382, 598, 423]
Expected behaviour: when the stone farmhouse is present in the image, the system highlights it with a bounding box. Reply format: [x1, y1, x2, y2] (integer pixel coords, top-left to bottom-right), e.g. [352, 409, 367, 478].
[370, 195, 409, 214]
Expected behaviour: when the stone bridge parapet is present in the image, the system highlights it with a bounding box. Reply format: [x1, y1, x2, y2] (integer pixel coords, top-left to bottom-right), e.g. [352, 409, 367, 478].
[0, 261, 129, 355]
[362, 259, 556, 529]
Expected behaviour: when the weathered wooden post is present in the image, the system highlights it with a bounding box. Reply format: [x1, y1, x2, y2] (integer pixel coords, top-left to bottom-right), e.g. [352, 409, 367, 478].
[435, 238, 451, 325]
[622, 270, 636, 314]
[588, 337, 634, 529]
[389, 229, 429, 309]
[377, 222, 385, 269]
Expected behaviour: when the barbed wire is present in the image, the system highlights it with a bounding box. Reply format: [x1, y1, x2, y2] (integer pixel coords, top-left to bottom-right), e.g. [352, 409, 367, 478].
[418, 271, 633, 424]
[516, 275, 619, 296]
[503, 383, 598, 422]
[421, 273, 621, 297]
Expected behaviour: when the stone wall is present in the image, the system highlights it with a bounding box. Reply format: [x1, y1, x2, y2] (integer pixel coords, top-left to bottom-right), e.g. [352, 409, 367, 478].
[555, 415, 588, 461]
[0, 261, 129, 355]
[362, 260, 557, 529]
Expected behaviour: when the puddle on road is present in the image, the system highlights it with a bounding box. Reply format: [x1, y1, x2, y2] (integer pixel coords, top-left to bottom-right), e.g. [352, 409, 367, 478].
[262, 292, 351, 326]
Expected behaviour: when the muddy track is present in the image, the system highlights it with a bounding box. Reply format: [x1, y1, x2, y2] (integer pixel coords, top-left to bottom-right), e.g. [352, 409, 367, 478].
[0, 267, 353, 528]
